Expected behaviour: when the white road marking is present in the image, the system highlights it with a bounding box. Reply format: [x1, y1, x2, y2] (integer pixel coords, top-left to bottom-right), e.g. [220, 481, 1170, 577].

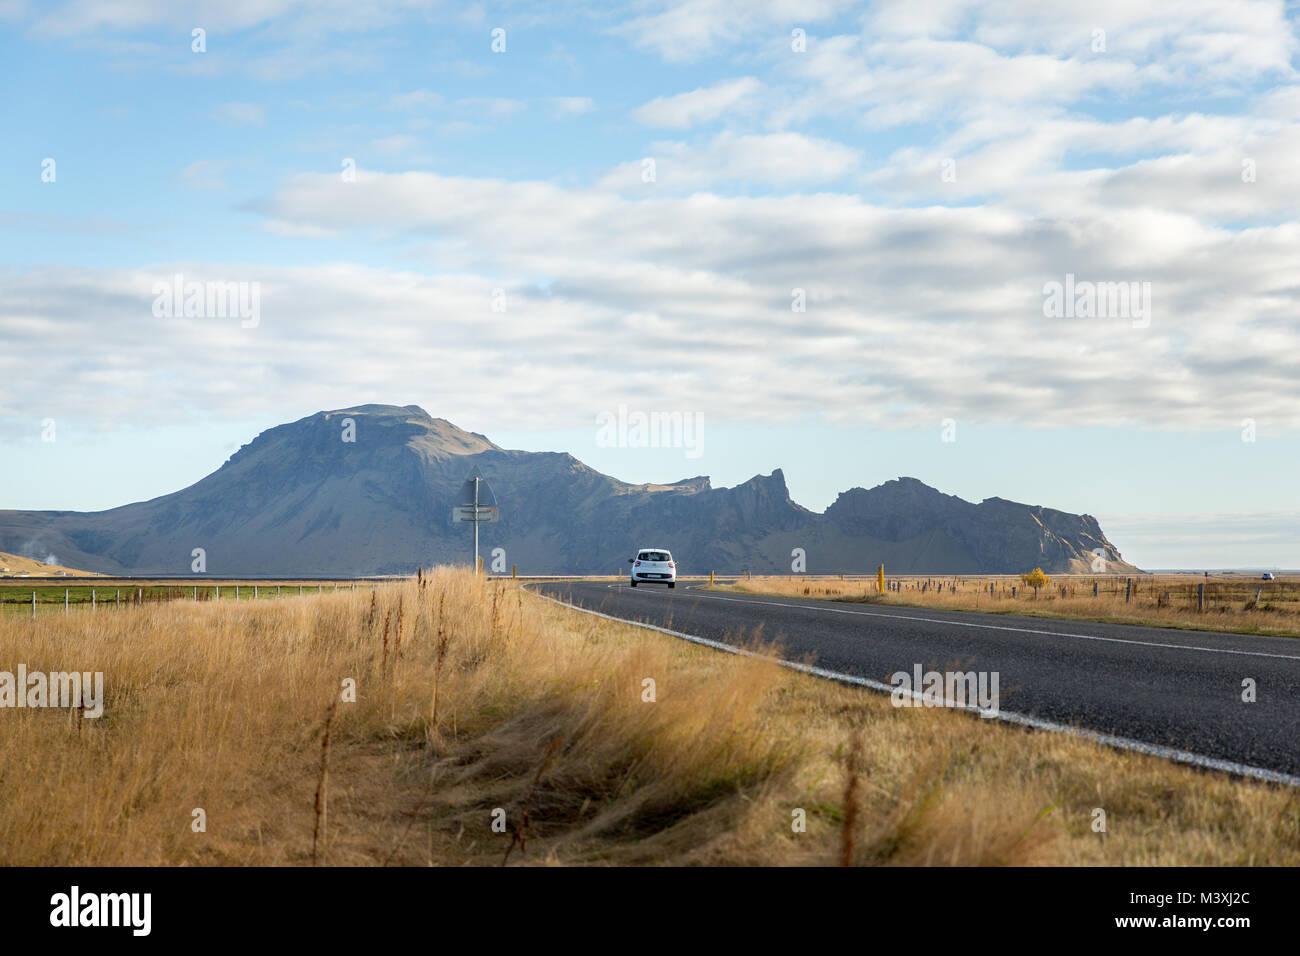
[528, 585, 1300, 789]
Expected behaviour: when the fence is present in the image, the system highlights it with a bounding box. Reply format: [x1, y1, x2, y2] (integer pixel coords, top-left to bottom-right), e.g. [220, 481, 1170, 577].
[1, 583, 362, 617]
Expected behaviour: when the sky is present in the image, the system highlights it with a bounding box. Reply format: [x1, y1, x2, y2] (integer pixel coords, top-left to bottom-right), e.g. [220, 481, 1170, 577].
[1, 0, 1298, 569]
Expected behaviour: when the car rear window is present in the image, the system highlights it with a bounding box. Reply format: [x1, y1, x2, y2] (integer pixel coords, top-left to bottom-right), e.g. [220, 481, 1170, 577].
[639, 551, 671, 562]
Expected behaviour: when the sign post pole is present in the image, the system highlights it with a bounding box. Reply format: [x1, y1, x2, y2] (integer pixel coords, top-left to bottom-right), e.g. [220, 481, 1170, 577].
[453, 472, 500, 574]
[473, 476, 480, 575]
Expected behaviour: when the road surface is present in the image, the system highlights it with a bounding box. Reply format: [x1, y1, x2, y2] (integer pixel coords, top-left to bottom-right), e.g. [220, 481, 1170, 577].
[532, 580, 1300, 784]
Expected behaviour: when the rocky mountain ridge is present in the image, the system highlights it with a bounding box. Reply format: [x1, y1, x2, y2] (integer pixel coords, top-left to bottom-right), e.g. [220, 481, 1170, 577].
[0, 404, 1137, 576]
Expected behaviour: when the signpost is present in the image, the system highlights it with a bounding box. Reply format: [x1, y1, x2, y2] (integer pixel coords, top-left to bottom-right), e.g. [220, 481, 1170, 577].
[453, 472, 499, 574]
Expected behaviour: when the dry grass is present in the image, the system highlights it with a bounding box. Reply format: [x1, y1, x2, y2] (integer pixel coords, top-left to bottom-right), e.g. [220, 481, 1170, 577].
[0, 568, 1297, 866]
[0, 550, 93, 577]
[716, 573, 1300, 639]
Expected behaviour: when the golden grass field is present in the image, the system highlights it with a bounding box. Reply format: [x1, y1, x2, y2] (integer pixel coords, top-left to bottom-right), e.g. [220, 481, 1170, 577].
[1, 568, 1296, 866]
[713, 573, 1300, 639]
[0, 550, 95, 578]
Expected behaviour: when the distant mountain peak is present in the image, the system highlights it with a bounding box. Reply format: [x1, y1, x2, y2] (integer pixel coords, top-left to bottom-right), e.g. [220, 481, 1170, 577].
[321, 402, 425, 418]
[0, 407, 1137, 575]
[315, 404, 499, 456]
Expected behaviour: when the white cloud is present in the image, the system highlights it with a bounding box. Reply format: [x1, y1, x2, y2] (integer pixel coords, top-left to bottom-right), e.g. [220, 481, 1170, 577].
[387, 89, 443, 111]
[176, 160, 227, 191]
[211, 102, 266, 126]
[611, 0, 854, 61]
[771, 2, 1297, 132]
[8, 154, 1300, 437]
[598, 131, 861, 191]
[370, 134, 417, 154]
[455, 97, 525, 117]
[633, 77, 761, 128]
[550, 96, 596, 116]
[28, 0, 430, 36]
[863, 109, 1300, 225]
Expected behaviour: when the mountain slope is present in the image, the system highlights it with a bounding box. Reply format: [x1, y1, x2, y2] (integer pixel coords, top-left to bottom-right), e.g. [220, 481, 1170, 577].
[0, 551, 96, 577]
[0, 405, 1137, 575]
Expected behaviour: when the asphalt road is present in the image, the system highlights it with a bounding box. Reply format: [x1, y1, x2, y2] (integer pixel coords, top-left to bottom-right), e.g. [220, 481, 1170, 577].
[533, 580, 1300, 783]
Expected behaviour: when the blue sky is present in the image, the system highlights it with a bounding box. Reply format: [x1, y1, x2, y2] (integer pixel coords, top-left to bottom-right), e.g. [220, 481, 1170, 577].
[2, 1, 1298, 569]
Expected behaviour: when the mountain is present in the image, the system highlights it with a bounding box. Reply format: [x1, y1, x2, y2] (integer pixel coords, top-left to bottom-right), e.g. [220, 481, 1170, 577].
[0, 404, 1138, 576]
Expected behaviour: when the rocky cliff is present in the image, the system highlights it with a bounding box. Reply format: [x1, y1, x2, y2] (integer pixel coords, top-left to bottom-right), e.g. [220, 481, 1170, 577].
[0, 405, 1137, 576]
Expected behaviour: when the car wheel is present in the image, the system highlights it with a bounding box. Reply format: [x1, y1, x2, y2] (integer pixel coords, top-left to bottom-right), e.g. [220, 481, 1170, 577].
[668, 582, 676, 589]
[630, 580, 637, 587]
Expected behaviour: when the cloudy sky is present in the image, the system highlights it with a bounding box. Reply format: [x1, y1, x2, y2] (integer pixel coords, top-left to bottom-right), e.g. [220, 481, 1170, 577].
[2, 0, 1298, 568]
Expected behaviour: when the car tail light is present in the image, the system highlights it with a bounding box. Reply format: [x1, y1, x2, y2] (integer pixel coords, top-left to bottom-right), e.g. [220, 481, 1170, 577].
[668, 562, 674, 568]
[634, 560, 641, 566]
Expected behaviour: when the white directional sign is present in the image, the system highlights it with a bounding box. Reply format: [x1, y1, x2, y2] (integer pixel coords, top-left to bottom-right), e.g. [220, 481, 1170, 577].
[457, 471, 500, 574]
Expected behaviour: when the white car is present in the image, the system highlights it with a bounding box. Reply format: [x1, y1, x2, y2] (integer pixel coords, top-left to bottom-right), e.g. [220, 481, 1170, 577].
[629, 548, 676, 588]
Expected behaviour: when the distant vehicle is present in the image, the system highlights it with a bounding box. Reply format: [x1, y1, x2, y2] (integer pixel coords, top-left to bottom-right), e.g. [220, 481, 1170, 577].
[629, 548, 676, 588]
[1262, 572, 1276, 580]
